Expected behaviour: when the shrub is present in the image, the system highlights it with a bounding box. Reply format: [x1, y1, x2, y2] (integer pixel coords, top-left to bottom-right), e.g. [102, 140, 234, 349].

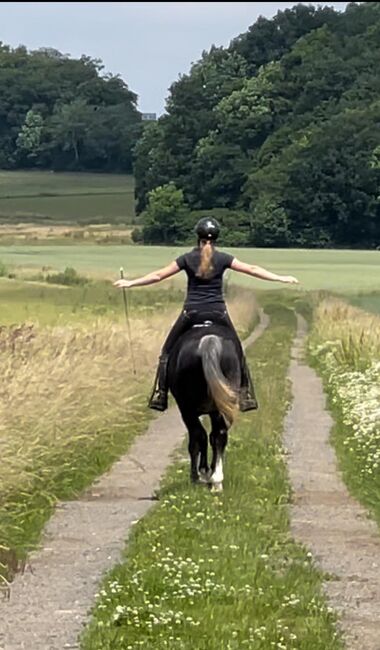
[0, 260, 8, 277]
[46, 266, 87, 286]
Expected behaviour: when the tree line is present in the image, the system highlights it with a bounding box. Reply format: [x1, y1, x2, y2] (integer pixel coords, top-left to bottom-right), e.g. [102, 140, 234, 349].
[0, 44, 141, 172]
[1, 3, 379, 248]
[134, 2, 380, 249]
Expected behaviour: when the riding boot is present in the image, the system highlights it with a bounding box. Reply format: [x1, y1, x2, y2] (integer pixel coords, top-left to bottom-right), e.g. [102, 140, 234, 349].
[148, 354, 169, 411]
[239, 355, 258, 412]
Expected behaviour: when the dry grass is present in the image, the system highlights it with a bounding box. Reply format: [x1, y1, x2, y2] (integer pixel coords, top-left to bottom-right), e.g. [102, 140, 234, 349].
[0, 308, 178, 582]
[311, 298, 380, 367]
[0, 292, 256, 499]
[0, 311, 175, 500]
[0, 289, 257, 582]
[0, 223, 133, 245]
[227, 290, 258, 338]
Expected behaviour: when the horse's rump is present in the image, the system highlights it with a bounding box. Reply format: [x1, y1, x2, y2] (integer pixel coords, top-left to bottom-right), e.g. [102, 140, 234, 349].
[168, 323, 240, 422]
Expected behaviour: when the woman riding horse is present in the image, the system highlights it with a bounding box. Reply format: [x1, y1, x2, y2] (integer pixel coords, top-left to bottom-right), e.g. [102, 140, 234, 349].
[114, 217, 298, 412]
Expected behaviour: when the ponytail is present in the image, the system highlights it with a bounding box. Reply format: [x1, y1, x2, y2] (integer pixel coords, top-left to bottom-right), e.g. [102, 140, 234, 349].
[197, 239, 214, 278]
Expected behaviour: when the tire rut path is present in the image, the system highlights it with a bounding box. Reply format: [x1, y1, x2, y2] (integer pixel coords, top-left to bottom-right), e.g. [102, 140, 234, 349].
[284, 314, 380, 650]
[0, 310, 268, 650]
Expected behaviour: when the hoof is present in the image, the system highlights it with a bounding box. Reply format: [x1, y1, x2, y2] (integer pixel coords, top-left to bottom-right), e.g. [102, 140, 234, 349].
[198, 468, 211, 484]
[210, 482, 223, 494]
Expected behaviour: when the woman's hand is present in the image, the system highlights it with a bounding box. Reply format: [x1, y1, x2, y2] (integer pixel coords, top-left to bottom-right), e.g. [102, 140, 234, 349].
[113, 279, 134, 289]
[280, 275, 299, 284]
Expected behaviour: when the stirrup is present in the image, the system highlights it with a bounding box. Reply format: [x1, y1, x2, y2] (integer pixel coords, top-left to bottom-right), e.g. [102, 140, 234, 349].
[149, 390, 168, 412]
[239, 387, 258, 412]
[239, 396, 258, 412]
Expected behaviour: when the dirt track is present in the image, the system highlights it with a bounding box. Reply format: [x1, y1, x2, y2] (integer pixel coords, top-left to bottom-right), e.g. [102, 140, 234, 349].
[3, 309, 379, 650]
[0, 311, 268, 650]
[284, 314, 380, 650]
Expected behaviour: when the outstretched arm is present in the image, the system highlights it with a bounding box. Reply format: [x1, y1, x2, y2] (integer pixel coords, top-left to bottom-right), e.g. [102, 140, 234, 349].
[114, 261, 181, 289]
[231, 258, 299, 284]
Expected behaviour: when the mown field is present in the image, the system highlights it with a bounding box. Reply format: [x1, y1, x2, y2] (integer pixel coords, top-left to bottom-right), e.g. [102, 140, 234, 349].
[0, 245, 379, 292]
[0, 171, 135, 225]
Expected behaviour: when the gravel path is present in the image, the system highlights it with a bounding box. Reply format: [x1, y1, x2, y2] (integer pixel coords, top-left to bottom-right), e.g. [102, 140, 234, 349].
[284, 314, 380, 650]
[0, 311, 268, 650]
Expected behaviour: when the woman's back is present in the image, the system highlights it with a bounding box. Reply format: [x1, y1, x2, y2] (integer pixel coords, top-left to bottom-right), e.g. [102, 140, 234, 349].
[176, 248, 233, 307]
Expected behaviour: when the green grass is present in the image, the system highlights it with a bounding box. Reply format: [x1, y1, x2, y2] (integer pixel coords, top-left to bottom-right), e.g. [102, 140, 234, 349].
[1, 391, 152, 582]
[0, 277, 183, 326]
[80, 296, 342, 650]
[347, 291, 380, 315]
[0, 245, 378, 292]
[0, 171, 135, 224]
[0, 280, 186, 582]
[322, 377, 380, 527]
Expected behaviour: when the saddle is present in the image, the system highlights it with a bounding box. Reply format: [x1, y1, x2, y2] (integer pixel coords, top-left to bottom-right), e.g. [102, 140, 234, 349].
[187, 309, 226, 330]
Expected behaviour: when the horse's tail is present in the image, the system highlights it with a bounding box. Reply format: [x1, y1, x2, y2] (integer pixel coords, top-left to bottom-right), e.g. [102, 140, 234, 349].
[198, 334, 238, 427]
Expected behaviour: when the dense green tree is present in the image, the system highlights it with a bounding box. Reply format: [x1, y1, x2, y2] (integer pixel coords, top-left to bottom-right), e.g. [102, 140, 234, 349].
[15, 109, 44, 164]
[0, 44, 141, 171]
[231, 3, 339, 75]
[140, 183, 191, 245]
[135, 2, 380, 248]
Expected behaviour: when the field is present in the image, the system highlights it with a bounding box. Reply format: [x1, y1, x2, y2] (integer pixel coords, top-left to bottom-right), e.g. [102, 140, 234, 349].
[0, 244, 379, 292]
[0, 173, 379, 646]
[349, 292, 380, 315]
[0, 171, 135, 225]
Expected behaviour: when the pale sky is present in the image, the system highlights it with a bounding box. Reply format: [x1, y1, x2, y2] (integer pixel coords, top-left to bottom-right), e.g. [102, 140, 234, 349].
[0, 2, 348, 114]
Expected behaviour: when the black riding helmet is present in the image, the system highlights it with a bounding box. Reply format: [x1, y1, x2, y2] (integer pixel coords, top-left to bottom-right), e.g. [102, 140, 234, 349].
[195, 217, 220, 241]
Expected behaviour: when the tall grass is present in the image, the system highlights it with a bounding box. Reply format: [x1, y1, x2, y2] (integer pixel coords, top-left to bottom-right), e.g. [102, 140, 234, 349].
[0, 285, 257, 585]
[0, 309, 176, 584]
[309, 297, 380, 525]
[310, 298, 380, 369]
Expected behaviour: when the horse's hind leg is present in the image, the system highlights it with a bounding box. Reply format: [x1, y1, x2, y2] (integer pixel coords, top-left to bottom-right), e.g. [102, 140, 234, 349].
[181, 411, 208, 483]
[209, 412, 228, 493]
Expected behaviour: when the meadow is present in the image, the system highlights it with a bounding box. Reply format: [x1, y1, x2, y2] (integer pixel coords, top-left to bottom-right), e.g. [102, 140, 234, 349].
[0, 244, 379, 292]
[0, 199, 379, 645]
[0, 171, 135, 225]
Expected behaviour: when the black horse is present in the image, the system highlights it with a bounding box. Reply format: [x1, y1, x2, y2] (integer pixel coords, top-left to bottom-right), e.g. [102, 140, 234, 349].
[168, 317, 241, 492]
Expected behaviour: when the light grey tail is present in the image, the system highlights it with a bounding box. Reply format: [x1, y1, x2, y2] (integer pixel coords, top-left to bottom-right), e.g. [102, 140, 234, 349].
[198, 334, 238, 426]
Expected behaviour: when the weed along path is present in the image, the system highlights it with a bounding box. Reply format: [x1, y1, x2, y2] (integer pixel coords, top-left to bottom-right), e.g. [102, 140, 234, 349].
[0, 311, 269, 650]
[284, 314, 380, 650]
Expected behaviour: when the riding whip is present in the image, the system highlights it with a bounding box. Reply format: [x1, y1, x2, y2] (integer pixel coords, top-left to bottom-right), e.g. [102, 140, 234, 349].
[120, 267, 136, 375]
